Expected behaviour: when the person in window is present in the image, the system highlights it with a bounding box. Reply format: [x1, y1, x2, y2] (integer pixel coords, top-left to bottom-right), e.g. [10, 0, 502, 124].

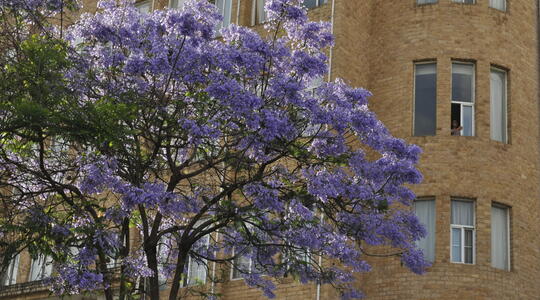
[451, 120, 463, 136]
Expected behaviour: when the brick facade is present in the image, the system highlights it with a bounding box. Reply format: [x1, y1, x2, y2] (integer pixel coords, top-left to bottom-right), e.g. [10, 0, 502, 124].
[2, 1, 539, 299]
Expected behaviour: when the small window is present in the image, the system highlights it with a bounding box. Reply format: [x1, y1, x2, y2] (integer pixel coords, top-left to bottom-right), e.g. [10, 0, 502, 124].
[490, 68, 508, 143]
[413, 62, 437, 136]
[417, 0, 437, 4]
[252, 0, 266, 25]
[489, 0, 506, 10]
[303, 0, 327, 9]
[453, 0, 475, 3]
[451, 62, 475, 136]
[1, 254, 20, 286]
[169, 0, 185, 9]
[135, 0, 152, 13]
[29, 255, 53, 281]
[231, 249, 253, 279]
[413, 198, 436, 262]
[451, 199, 475, 264]
[491, 204, 510, 270]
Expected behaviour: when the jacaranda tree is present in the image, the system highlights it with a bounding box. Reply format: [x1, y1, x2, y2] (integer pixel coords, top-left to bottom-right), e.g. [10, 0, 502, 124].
[0, 0, 428, 299]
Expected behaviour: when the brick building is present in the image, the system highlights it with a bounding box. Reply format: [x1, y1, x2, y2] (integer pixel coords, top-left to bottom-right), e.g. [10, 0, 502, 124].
[2, 0, 540, 299]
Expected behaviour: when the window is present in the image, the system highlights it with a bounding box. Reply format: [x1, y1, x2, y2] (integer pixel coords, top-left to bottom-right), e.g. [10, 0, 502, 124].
[213, 0, 233, 30]
[490, 68, 507, 143]
[489, 0, 506, 11]
[1, 254, 19, 286]
[451, 62, 475, 136]
[413, 199, 436, 262]
[303, 0, 327, 8]
[491, 205, 510, 270]
[231, 250, 252, 279]
[135, 0, 152, 13]
[169, 0, 184, 9]
[29, 255, 53, 281]
[451, 199, 475, 264]
[413, 62, 437, 136]
[252, 0, 266, 25]
[185, 234, 210, 286]
[453, 0, 475, 3]
[417, 0, 437, 4]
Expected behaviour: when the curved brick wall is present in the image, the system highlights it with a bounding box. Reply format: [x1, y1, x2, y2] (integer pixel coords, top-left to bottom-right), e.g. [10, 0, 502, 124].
[329, 1, 540, 299]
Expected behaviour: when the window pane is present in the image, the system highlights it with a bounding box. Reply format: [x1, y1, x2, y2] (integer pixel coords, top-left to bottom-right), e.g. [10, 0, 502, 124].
[169, 0, 184, 9]
[489, 0, 505, 10]
[413, 199, 436, 262]
[452, 63, 474, 102]
[2, 254, 19, 286]
[451, 228, 462, 262]
[491, 206, 509, 270]
[414, 63, 437, 136]
[451, 200, 474, 226]
[232, 253, 251, 279]
[490, 69, 507, 142]
[254, 0, 266, 24]
[303, 0, 318, 8]
[135, 1, 152, 13]
[187, 257, 207, 285]
[464, 229, 473, 263]
[417, 0, 437, 3]
[462, 105, 473, 136]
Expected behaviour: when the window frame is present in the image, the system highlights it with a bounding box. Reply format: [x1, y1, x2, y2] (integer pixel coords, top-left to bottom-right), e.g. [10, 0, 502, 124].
[450, 199, 476, 265]
[413, 61, 437, 136]
[230, 248, 255, 280]
[28, 254, 53, 281]
[452, 0, 475, 3]
[490, 66, 508, 143]
[135, 0, 153, 13]
[184, 233, 211, 286]
[491, 203, 511, 270]
[302, 0, 328, 9]
[168, 0, 184, 9]
[451, 61, 476, 137]
[416, 0, 438, 5]
[251, 0, 266, 26]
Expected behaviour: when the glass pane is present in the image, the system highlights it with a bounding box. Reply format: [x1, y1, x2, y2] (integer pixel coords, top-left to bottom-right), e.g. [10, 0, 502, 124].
[462, 105, 473, 136]
[451, 200, 474, 226]
[187, 257, 207, 285]
[169, 0, 184, 9]
[491, 206, 509, 269]
[303, 0, 318, 8]
[232, 253, 251, 279]
[418, 0, 437, 3]
[490, 69, 507, 142]
[489, 0, 505, 10]
[464, 229, 473, 263]
[452, 63, 474, 102]
[413, 199, 436, 262]
[414, 64, 437, 136]
[135, 1, 152, 13]
[451, 103, 461, 136]
[451, 228, 462, 262]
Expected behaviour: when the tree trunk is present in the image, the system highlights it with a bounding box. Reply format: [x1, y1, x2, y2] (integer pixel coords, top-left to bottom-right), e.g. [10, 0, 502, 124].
[145, 247, 161, 300]
[168, 249, 188, 300]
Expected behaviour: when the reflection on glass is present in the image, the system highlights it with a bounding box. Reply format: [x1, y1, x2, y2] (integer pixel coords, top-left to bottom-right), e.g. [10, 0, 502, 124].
[451, 228, 461, 262]
[462, 106, 473, 136]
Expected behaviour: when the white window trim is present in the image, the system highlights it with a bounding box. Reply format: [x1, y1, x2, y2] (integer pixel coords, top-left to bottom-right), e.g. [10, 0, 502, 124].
[412, 61, 437, 136]
[450, 199, 476, 265]
[490, 67, 508, 143]
[491, 204, 511, 270]
[451, 62, 475, 137]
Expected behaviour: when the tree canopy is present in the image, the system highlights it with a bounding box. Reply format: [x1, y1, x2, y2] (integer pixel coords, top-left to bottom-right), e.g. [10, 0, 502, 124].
[0, 0, 427, 299]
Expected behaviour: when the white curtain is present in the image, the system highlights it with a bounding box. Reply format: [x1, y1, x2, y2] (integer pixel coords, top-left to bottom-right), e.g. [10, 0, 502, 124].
[2, 254, 19, 285]
[490, 0, 506, 10]
[414, 199, 436, 262]
[29, 255, 52, 281]
[253, 0, 266, 25]
[490, 70, 506, 142]
[491, 206, 509, 270]
[451, 200, 474, 226]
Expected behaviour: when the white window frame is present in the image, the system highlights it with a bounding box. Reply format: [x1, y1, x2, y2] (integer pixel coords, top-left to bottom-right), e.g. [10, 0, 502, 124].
[450, 199, 475, 265]
[490, 67, 508, 143]
[413, 61, 437, 136]
[489, 0, 506, 11]
[451, 62, 475, 137]
[1, 254, 20, 286]
[491, 204, 511, 270]
[29, 254, 53, 281]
